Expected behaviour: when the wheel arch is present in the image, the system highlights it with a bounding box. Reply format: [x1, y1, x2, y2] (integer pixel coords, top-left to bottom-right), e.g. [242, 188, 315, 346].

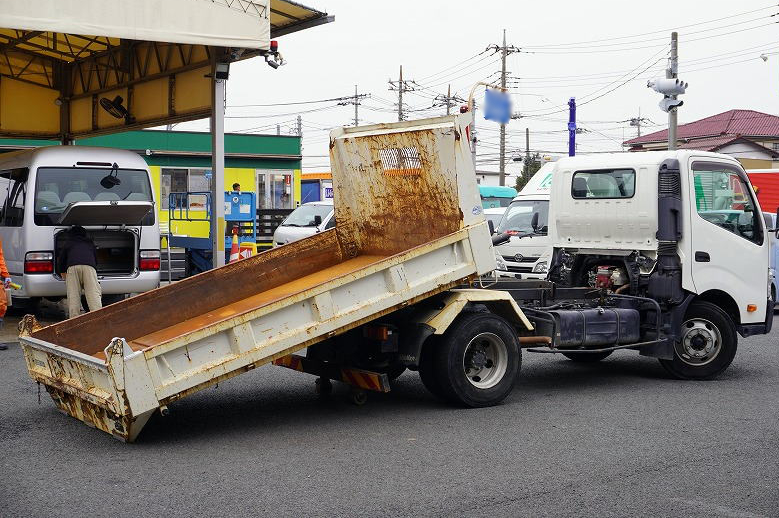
[401, 290, 532, 369]
[694, 289, 740, 326]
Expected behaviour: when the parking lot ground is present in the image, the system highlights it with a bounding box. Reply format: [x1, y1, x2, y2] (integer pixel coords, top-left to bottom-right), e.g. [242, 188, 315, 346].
[1, 313, 777, 517]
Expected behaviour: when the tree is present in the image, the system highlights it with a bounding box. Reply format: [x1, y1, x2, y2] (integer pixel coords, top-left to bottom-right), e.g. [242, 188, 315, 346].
[515, 152, 543, 191]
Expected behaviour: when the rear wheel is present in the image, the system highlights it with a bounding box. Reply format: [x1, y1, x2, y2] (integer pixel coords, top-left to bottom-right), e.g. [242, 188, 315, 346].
[561, 350, 613, 362]
[431, 312, 520, 407]
[659, 301, 737, 380]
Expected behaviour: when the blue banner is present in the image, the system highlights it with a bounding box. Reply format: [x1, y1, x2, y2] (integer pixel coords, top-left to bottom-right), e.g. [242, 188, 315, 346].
[483, 88, 512, 124]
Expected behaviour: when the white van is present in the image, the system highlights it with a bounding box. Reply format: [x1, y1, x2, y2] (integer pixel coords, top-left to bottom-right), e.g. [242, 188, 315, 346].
[273, 198, 334, 246]
[0, 146, 160, 307]
[494, 163, 553, 279]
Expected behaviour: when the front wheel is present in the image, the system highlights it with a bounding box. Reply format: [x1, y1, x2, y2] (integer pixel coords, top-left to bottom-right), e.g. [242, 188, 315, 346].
[658, 301, 737, 380]
[431, 312, 520, 407]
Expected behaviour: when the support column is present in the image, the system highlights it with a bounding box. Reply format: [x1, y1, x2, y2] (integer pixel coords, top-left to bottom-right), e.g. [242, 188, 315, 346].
[211, 73, 226, 268]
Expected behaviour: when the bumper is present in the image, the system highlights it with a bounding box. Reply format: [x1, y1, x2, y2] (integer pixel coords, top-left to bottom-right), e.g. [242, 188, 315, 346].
[495, 270, 547, 280]
[16, 271, 160, 298]
[737, 298, 774, 337]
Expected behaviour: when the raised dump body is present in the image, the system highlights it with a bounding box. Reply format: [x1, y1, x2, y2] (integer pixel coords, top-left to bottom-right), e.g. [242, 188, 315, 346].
[19, 115, 495, 441]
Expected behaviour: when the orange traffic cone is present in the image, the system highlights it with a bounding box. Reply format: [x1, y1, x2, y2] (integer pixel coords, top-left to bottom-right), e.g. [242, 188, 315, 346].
[228, 228, 240, 263]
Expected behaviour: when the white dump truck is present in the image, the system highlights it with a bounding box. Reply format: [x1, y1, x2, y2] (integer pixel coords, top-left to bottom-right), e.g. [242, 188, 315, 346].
[19, 115, 773, 442]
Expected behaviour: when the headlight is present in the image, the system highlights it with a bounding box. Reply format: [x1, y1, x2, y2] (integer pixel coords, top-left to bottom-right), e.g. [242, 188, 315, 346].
[496, 257, 507, 271]
[532, 262, 548, 273]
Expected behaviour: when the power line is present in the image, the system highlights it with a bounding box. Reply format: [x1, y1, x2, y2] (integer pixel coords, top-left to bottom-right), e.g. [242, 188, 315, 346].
[521, 4, 778, 48]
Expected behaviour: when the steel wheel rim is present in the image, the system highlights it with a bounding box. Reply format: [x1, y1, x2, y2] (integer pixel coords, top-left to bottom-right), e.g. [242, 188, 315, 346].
[462, 332, 508, 389]
[676, 317, 722, 366]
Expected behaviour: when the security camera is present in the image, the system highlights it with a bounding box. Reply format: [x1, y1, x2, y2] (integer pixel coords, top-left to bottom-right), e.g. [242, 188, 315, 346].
[265, 56, 280, 69]
[647, 78, 688, 96]
[659, 98, 684, 113]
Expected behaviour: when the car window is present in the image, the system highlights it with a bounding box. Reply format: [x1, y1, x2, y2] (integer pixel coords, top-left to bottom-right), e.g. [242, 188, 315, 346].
[693, 165, 762, 245]
[572, 169, 635, 199]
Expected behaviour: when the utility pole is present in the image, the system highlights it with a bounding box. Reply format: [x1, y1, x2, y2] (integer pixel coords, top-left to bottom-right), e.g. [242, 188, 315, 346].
[433, 84, 465, 115]
[388, 65, 416, 122]
[353, 84, 359, 126]
[296, 115, 302, 138]
[525, 128, 530, 177]
[667, 32, 679, 150]
[337, 87, 369, 126]
[487, 30, 520, 186]
[471, 99, 477, 168]
[629, 108, 653, 139]
[276, 124, 281, 135]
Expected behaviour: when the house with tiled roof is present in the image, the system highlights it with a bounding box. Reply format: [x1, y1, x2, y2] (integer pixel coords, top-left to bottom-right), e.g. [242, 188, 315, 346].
[623, 109, 779, 169]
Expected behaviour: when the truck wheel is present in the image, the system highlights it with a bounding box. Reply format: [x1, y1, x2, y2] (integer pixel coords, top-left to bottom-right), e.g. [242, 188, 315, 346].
[418, 337, 446, 399]
[432, 313, 520, 407]
[659, 301, 737, 380]
[561, 351, 613, 362]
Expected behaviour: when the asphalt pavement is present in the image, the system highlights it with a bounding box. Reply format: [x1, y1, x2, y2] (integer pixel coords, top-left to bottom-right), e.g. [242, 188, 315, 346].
[1, 313, 777, 517]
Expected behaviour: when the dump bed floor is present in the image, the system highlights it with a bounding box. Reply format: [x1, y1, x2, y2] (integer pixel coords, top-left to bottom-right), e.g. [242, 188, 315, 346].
[91, 255, 387, 360]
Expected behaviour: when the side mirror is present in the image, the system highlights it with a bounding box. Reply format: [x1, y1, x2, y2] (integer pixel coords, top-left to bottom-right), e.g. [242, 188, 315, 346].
[313, 215, 323, 226]
[487, 220, 495, 235]
[531, 212, 540, 232]
[775, 208, 779, 238]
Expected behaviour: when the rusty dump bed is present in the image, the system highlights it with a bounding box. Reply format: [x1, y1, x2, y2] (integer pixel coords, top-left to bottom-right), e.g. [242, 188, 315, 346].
[30, 234, 388, 360]
[19, 114, 496, 441]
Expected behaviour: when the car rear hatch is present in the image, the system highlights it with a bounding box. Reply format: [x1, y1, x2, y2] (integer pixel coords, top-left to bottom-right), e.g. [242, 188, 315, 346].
[55, 201, 153, 277]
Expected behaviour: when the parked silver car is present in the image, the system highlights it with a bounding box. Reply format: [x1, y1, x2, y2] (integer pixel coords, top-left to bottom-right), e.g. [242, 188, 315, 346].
[273, 199, 334, 246]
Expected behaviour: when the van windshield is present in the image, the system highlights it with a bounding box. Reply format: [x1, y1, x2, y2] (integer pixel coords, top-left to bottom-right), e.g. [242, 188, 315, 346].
[35, 167, 153, 225]
[281, 204, 332, 227]
[497, 199, 549, 235]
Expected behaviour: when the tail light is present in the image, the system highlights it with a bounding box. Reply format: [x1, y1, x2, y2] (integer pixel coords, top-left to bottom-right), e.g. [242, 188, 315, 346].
[139, 250, 160, 271]
[25, 252, 54, 274]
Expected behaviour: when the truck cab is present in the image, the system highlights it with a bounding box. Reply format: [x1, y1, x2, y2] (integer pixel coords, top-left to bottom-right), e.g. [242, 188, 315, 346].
[494, 163, 553, 279]
[546, 150, 771, 378]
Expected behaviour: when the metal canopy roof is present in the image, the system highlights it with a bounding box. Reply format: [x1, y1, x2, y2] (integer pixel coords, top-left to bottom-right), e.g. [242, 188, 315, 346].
[271, 0, 334, 38]
[0, 0, 331, 140]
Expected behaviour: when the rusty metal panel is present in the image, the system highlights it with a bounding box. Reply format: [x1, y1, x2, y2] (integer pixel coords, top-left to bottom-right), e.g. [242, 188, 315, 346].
[329, 115, 484, 257]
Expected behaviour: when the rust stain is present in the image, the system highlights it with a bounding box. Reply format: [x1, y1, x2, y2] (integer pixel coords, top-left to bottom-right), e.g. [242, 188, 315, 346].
[46, 386, 130, 440]
[128, 255, 386, 350]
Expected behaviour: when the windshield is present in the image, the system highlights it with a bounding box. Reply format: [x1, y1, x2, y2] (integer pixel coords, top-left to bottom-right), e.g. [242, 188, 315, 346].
[497, 199, 549, 235]
[35, 167, 153, 225]
[281, 204, 332, 227]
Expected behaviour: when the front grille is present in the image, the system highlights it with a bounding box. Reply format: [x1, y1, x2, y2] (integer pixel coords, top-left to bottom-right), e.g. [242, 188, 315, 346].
[507, 265, 534, 273]
[502, 255, 540, 263]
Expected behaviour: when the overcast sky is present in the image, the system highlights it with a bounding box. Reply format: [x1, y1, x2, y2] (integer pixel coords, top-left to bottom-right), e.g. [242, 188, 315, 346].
[179, 0, 779, 181]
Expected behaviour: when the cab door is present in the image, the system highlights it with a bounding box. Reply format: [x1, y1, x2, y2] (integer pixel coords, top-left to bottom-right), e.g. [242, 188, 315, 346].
[688, 159, 769, 323]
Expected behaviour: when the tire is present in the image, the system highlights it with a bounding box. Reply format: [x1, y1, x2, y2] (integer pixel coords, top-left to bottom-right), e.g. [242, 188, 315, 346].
[431, 312, 520, 407]
[561, 351, 613, 362]
[658, 301, 738, 380]
[418, 336, 446, 400]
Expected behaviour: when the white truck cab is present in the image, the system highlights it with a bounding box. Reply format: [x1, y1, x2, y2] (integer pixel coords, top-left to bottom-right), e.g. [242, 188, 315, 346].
[494, 163, 553, 279]
[544, 150, 770, 378]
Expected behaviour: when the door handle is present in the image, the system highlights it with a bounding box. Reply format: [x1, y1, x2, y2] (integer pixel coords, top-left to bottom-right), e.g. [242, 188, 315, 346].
[695, 251, 710, 262]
